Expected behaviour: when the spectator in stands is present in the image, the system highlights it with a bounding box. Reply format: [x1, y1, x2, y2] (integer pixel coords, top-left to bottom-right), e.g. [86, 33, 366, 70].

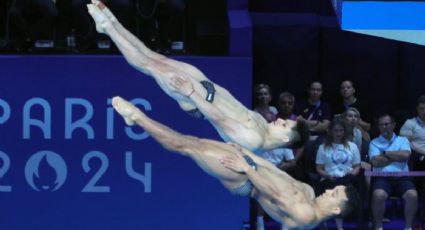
[369, 114, 417, 230]
[343, 107, 372, 194]
[296, 81, 331, 139]
[296, 81, 331, 185]
[277, 91, 305, 182]
[343, 107, 370, 152]
[253, 87, 295, 230]
[253, 110, 296, 230]
[253, 83, 278, 119]
[400, 95, 425, 195]
[253, 88, 298, 173]
[8, 0, 59, 51]
[335, 80, 371, 132]
[277, 91, 297, 121]
[316, 117, 361, 230]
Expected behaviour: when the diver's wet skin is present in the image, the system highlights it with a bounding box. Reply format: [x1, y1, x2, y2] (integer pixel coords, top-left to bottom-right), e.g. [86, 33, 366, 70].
[108, 96, 359, 229]
[86, 3, 110, 34]
[92, 0, 117, 22]
[86, 0, 309, 153]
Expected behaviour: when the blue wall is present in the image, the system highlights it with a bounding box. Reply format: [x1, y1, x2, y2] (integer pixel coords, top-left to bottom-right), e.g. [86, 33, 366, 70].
[0, 55, 252, 230]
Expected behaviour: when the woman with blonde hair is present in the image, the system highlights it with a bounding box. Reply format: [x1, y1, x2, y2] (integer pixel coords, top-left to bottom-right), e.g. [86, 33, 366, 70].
[343, 107, 372, 195]
[343, 107, 370, 151]
[253, 83, 278, 121]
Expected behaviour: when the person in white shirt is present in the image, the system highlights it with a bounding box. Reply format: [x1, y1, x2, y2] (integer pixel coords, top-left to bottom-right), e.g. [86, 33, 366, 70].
[316, 117, 361, 230]
[253, 103, 296, 230]
[256, 147, 296, 230]
[343, 107, 372, 194]
[343, 107, 370, 151]
[400, 95, 425, 194]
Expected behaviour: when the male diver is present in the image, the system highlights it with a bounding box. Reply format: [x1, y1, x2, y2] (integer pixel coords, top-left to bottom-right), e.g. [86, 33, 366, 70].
[87, 1, 307, 153]
[111, 96, 359, 229]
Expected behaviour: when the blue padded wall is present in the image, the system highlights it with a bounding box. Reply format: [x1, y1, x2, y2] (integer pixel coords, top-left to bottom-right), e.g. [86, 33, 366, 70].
[0, 55, 251, 230]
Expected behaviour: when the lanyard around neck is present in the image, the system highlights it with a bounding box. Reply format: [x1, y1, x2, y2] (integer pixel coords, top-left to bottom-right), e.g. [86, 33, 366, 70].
[307, 101, 321, 120]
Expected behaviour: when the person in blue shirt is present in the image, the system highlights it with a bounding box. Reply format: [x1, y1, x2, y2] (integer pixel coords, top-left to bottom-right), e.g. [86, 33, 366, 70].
[369, 113, 417, 230]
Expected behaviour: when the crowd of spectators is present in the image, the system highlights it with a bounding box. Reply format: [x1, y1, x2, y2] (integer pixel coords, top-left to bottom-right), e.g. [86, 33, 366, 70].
[252, 82, 425, 230]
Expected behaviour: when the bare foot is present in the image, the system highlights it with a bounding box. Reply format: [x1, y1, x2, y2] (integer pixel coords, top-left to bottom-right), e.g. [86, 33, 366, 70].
[92, 0, 117, 22]
[112, 96, 143, 126]
[87, 3, 111, 34]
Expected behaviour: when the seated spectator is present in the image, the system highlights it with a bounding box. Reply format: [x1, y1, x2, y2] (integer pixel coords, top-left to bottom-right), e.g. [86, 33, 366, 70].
[335, 80, 371, 132]
[343, 107, 370, 152]
[252, 93, 295, 230]
[369, 113, 417, 230]
[400, 95, 425, 195]
[277, 91, 305, 182]
[253, 83, 277, 119]
[255, 112, 296, 173]
[277, 91, 297, 121]
[257, 135, 296, 230]
[343, 107, 372, 195]
[315, 117, 361, 230]
[296, 81, 332, 185]
[9, 0, 59, 51]
[296, 81, 331, 139]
